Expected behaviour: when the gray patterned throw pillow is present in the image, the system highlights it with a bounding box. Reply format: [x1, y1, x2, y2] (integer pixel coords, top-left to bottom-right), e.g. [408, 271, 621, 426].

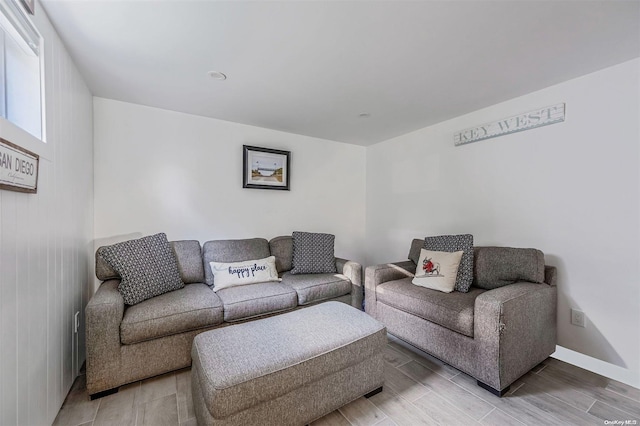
[290, 231, 337, 274]
[423, 234, 474, 293]
[98, 233, 185, 305]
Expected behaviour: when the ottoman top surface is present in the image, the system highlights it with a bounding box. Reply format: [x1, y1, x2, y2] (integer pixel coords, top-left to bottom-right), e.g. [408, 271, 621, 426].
[192, 302, 386, 390]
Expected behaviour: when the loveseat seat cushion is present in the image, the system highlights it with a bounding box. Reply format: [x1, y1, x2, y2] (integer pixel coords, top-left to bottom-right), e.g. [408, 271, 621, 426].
[281, 272, 351, 305]
[376, 278, 485, 337]
[120, 283, 223, 345]
[202, 238, 271, 286]
[216, 282, 298, 322]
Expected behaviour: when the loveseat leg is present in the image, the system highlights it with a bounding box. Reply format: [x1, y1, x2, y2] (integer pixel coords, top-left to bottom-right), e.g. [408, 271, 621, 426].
[90, 387, 118, 400]
[364, 386, 383, 398]
[477, 381, 509, 397]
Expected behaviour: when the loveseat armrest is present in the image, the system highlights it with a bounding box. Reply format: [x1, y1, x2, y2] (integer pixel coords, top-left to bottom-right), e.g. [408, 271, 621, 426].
[474, 281, 557, 392]
[364, 261, 415, 317]
[86, 279, 125, 396]
[336, 257, 364, 309]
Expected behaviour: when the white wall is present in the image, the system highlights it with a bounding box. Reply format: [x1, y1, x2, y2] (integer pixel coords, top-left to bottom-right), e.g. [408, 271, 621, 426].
[366, 59, 640, 386]
[0, 3, 94, 426]
[93, 98, 366, 265]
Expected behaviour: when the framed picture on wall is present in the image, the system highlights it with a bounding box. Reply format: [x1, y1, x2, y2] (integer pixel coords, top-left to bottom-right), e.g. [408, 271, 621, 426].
[243, 145, 290, 190]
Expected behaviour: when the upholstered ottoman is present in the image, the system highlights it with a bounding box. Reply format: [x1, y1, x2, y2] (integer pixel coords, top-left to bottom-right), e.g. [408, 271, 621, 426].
[191, 301, 386, 426]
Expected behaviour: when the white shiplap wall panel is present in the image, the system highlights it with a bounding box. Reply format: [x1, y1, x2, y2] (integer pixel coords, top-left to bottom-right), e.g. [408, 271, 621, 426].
[0, 0, 94, 424]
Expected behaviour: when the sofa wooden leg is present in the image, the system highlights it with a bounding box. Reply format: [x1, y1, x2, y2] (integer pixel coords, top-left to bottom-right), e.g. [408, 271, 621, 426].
[364, 386, 383, 398]
[90, 387, 118, 400]
[477, 380, 509, 397]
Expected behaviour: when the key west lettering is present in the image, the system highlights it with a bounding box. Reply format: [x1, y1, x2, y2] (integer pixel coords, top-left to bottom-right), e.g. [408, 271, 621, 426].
[454, 103, 565, 146]
[0, 138, 39, 193]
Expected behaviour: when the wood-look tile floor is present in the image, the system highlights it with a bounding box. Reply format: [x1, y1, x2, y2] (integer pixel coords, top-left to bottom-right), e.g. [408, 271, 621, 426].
[54, 335, 640, 426]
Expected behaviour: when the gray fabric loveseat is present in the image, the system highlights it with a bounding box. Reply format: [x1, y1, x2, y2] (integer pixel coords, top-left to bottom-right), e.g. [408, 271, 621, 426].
[86, 235, 363, 399]
[365, 238, 557, 396]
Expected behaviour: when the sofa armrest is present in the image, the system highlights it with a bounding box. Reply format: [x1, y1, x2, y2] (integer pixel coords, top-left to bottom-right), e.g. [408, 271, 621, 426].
[474, 282, 557, 391]
[364, 261, 415, 317]
[336, 257, 364, 309]
[85, 279, 125, 395]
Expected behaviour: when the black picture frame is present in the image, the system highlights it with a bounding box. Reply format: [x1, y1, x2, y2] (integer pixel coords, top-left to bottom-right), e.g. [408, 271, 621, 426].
[242, 145, 290, 190]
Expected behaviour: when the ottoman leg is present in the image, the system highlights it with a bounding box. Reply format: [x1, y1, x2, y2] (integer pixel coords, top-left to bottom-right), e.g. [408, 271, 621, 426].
[364, 386, 383, 398]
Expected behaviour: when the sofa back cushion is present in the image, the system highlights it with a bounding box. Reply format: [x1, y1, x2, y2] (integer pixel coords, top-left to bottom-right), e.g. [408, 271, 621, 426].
[474, 246, 545, 289]
[269, 235, 293, 273]
[408, 238, 423, 265]
[171, 240, 205, 284]
[202, 238, 271, 286]
[96, 239, 204, 284]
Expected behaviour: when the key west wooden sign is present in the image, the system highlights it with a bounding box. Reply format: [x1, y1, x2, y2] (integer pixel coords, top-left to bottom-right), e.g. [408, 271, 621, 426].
[0, 138, 39, 193]
[454, 103, 565, 146]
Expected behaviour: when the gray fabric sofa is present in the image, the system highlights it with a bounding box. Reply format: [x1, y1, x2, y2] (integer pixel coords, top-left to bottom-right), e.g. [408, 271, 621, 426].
[86, 236, 363, 399]
[365, 239, 557, 396]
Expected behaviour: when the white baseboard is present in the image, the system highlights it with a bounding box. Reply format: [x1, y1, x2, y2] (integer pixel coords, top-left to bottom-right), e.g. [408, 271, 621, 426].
[552, 346, 640, 389]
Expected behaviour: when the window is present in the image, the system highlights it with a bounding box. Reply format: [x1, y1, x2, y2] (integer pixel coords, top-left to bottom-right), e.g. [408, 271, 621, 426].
[0, 0, 42, 140]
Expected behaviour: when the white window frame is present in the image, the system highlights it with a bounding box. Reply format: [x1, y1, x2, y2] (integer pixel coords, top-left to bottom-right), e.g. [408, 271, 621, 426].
[0, 0, 45, 143]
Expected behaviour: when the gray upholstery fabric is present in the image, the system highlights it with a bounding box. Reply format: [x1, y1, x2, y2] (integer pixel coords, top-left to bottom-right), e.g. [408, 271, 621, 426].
[95, 251, 119, 281]
[408, 239, 423, 265]
[423, 234, 474, 293]
[85, 279, 124, 395]
[191, 302, 386, 420]
[474, 246, 545, 289]
[97, 233, 185, 305]
[544, 265, 557, 286]
[475, 282, 557, 389]
[336, 257, 364, 309]
[364, 261, 416, 319]
[202, 238, 270, 286]
[376, 277, 485, 337]
[170, 240, 205, 284]
[87, 236, 366, 397]
[365, 247, 558, 392]
[290, 231, 337, 274]
[96, 239, 204, 283]
[86, 280, 216, 396]
[281, 272, 351, 305]
[120, 284, 223, 345]
[216, 282, 297, 321]
[269, 236, 293, 273]
[192, 355, 383, 426]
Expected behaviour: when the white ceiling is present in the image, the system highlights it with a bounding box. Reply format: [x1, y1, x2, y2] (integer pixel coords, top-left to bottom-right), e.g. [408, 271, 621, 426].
[40, 0, 639, 146]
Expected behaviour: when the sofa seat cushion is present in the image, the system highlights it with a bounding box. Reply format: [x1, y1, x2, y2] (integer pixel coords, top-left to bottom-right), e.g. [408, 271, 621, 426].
[120, 283, 223, 345]
[281, 272, 351, 305]
[216, 282, 298, 322]
[376, 278, 486, 337]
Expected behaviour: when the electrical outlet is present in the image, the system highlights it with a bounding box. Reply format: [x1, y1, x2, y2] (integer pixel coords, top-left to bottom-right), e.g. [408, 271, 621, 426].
[74, 311, 80, 334]
[571, 309, 586, 328]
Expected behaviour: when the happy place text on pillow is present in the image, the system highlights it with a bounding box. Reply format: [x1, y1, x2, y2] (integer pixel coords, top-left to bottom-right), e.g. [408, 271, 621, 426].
[228, 263, 268, 278]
